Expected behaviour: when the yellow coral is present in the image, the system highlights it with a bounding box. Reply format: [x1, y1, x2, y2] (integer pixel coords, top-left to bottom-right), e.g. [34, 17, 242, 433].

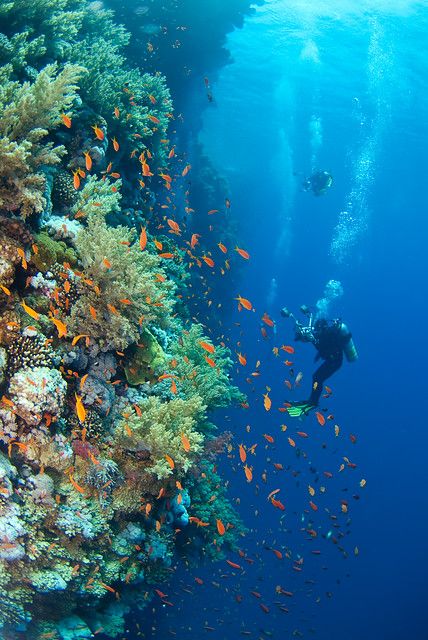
[115, 396, 206, 480]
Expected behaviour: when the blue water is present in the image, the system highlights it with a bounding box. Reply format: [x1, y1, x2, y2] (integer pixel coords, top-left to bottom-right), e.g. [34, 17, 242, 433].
[116, 1, 428, 638]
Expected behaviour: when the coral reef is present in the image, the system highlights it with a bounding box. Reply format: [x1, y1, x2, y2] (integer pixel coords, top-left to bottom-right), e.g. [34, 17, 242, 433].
[0, 1, 246, 638]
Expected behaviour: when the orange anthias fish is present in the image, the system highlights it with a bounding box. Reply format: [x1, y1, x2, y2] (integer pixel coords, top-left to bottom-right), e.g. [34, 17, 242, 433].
[165, 454, 175, 470]
[315, 411, 326, 426]
[271, 497, 285, 511]
[262, 312, 275, 327]
[181, 433, 190, 452]
[167, 219, 181, 234]
[139, 227, 147, 250]
[72, 334, 89, 346]
[218, 242, 227, 254]
[263, 433, 274, 443]
[235, 246, 250, 260]
[263, 393, 272, 411]
[182, 164, 191, 176]
[50, 317, 67, 338]
[216, 519, 226, 536]
[92, 125, 105, 140]
[199, 341, 215, 354]
[69, 474, 85, 495]
[281, 345, 295, 354]
[235, 295, 252, 311]
[112, 137, 120, 152]
[84, 151, 92, 171]
[190, 233, 200, 249]
[243, 465, 253, 482]
[61, 113, 72, 128]
[201, 255, 214, 268]
[21, 301, 40, 321]
[238, 444, 247, 463]
[75, 394, 86, 423]
[73, 171, 81, 190]
[237, 352, 247, 366]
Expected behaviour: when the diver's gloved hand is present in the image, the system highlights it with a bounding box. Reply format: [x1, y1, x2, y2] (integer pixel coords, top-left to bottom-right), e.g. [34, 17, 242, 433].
[287, 401, 316, 418]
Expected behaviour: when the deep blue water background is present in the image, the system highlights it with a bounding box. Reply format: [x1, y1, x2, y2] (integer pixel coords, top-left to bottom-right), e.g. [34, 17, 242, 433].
[108, 1, 428, 638]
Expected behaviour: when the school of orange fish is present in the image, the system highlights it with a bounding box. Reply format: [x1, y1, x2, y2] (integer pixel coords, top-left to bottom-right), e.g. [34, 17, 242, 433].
[34, 88, 365, 639]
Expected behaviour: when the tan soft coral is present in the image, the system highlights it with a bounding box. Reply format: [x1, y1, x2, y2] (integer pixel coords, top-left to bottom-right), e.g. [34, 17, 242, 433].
[113, 396, 205, 481]
[69, 211, 175, 351]
[0, 62, 84, 218]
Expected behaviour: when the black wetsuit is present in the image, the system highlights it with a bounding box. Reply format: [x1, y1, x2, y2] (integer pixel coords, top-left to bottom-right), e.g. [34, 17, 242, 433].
[308, 321, 352, 405]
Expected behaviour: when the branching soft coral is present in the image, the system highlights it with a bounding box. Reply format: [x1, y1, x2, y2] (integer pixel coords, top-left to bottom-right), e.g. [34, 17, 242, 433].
[0, 0, 88, 75]
[69, 209, 175, 351]
[0, 0, 173, 168]
[170, 324, 245, 410]
[114, 396, 205, 480]
[0, 62, 84, 217]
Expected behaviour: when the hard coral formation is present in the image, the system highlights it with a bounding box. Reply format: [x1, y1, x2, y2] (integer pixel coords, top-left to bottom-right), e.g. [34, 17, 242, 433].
[8, 366, 66, 426]
[0, 1, 245, 637]
[0, 214, 33, 288]
[6, 332, 57, 377]
[31, 231, 77, 271]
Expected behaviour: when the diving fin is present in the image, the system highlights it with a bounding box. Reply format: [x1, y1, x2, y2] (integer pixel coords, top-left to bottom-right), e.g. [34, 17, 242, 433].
[287, 401, 316, 418]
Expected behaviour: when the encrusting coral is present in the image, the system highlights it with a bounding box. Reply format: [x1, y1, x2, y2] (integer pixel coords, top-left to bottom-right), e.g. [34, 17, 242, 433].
[0, 1, 246, 638]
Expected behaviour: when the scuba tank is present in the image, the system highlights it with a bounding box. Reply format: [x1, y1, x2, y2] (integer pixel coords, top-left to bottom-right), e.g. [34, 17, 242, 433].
[338, 322, 358, 362]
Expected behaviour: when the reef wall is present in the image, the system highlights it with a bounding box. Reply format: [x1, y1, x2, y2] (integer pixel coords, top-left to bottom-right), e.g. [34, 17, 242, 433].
[0, 2, 246, 637]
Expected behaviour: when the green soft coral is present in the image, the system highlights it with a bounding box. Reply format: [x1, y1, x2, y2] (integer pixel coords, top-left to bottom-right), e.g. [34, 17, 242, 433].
[0, 0, 88, 73]
[170, 324, 245, 411]
[0, 62, 85, 218]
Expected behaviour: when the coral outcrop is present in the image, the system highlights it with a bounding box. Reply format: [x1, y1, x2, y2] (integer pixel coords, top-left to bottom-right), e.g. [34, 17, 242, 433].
[0, 2, 245, 638]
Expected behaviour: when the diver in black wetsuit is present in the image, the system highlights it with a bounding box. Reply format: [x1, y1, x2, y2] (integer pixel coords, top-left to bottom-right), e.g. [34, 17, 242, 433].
[302, 170, 333, 196]
[281, 306, 357, 416]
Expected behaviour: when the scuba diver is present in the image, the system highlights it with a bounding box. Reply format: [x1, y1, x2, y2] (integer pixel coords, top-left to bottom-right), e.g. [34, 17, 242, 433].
[281, 305, 358, 417]
[302, 170, 333, 196]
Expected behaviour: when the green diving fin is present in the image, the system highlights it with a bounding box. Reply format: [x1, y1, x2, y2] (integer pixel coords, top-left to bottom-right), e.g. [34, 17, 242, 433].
[287, 401, 316, 418]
